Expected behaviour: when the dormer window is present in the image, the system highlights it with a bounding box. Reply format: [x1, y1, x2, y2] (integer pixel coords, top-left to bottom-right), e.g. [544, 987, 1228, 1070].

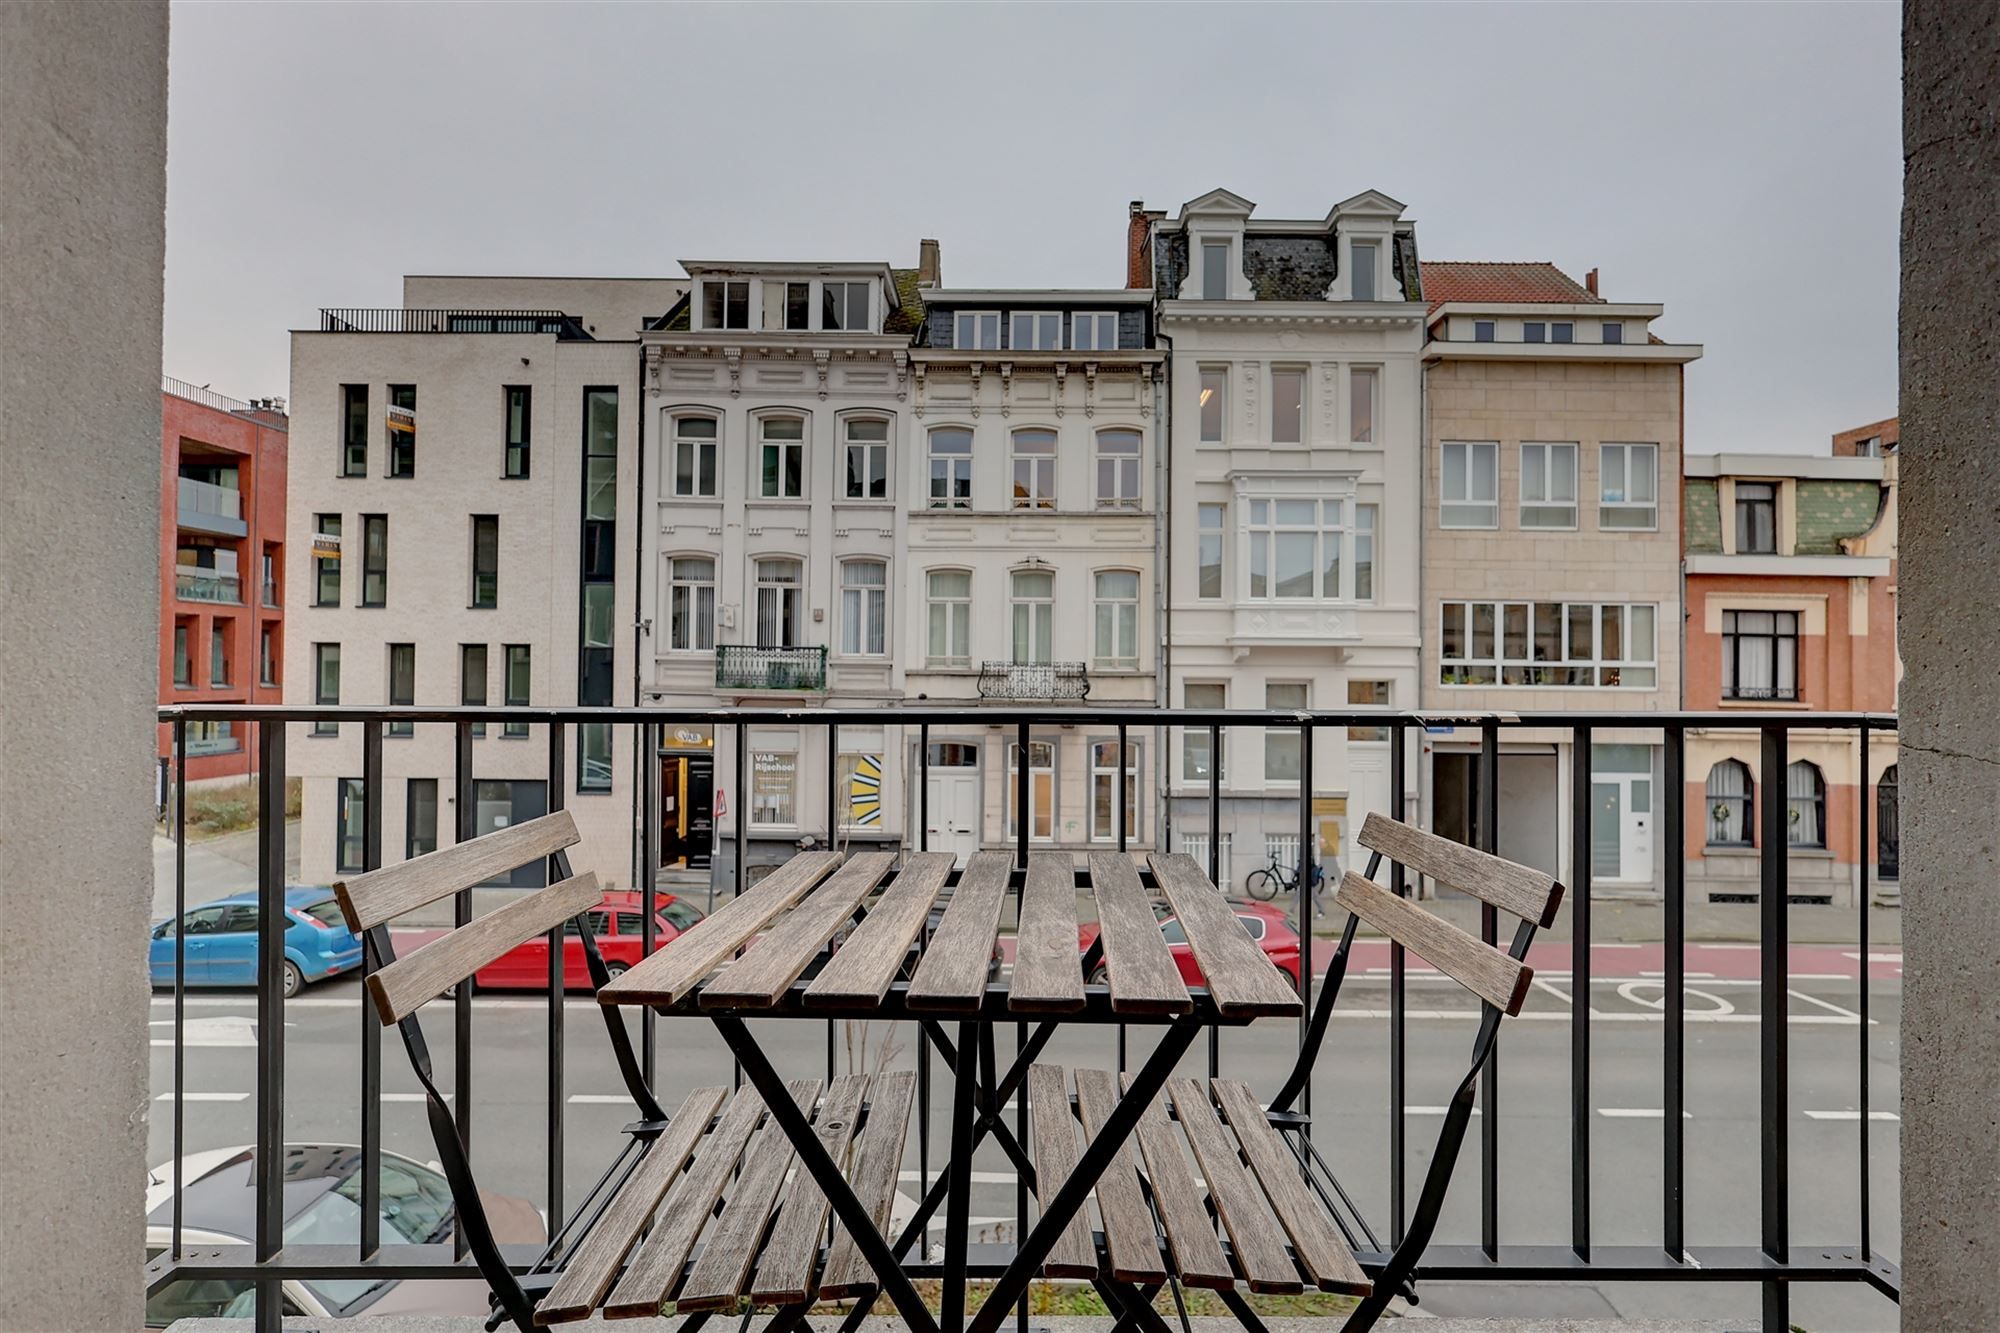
[1601, 322, 1623, 345]
[1011, 312, 1061, 351]
[1201, 240, 1230, 299]
[703, 280, 750, 330]
[955, 311, 1000, 350]
[1350, 242, 1378, 301]
[765, 281, 811, 332]
[1524, 322, 1546, 343]
[1552, 322, 1574, 344]
[1474, 320, 1496, 342]
[1072, 312, 1119, 351]
[822, 281, 870, 332]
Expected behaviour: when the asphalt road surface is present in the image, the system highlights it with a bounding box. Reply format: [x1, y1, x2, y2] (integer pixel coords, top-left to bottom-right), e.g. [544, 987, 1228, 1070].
[148, 952, 1901, 1332]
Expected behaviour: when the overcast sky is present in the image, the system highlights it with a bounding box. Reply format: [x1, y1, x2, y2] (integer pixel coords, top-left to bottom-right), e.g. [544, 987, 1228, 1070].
[164, 2, 1901, 452]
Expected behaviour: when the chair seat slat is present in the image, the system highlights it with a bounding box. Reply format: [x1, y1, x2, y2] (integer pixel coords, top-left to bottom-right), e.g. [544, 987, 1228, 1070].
[818, 1070, 918, 1299]
[1027, 1065, 1097, 1277]
[676, 1079, 823, 1311]
[1072, 1067, 1168, 1285]
[1124, 1073, 1233, 1289]
[1168, 1078, 1303, 1294]
[1210, 1079, 1371, 1296]
[748, 1074, 870, 1305]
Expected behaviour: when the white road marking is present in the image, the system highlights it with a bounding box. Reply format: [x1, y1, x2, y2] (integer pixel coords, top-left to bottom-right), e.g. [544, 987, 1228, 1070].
[898, 1170, 1018, 1185]
[1639, 970, 1716, 979]
[568, 1094, 634, 1105]
[1841, 952, 1903, 963]
[1405, 1105, 1481, 1116]
[1789, 988, 1863, 1021]
[1804, 1109, 1899, 1122]
[153, 1091, 247, 1102]
[1597, 1108, 1692, 1119]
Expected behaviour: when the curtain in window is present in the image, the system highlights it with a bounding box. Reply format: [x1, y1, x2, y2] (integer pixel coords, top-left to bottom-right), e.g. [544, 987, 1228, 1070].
[1787, 760, 1825, 848]
[1706, 760, 1752, 845]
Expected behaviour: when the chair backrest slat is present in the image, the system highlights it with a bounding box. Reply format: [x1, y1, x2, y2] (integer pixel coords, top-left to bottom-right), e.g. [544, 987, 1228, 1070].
[366, 871, 600, 1023]
[334, 809, 579, 932]
[1358, 811, 1564, 927]
[1334, 871, 1532, 1016]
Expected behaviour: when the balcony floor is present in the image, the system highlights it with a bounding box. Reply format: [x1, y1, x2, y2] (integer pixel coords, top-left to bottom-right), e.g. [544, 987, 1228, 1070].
[167, 1318, 1743, 1332]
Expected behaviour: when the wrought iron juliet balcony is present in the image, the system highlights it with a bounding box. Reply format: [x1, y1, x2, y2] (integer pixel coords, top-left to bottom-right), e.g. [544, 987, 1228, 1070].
[714, 644, 827, 692]
[977, 660, 1090, 700]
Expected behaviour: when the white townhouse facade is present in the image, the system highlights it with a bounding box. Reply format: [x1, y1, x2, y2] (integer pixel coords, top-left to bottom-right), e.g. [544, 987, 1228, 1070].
[1142, 189, 1426, 892]
[903, 286, 1164, 862]
[287, 275, 682, 890]
[1418, 262, 1701, 894]
[637, 255, 927, 884]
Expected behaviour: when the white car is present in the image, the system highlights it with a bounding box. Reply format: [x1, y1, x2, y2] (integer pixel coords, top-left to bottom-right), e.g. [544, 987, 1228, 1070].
[144, 1143, 544, 1326]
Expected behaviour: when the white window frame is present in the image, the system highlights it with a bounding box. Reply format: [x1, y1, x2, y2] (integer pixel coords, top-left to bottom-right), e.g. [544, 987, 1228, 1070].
[671, 413, 719, 498]
[1200, 239, 1231, 300]
[1070, 311, 1119, 352]
[1181, 682, 1225, 784]
[1519, 441, 1579, 529]
[1441, 441, 1499, 529]
[839, 558, 888, 657]
[1599, 442, 1659, 531]
[1094, 428, 1141, 509]
[756, 414, 807, 500]
[1198, 367, 1227, 443]
[1092, 569, 1140, 670]
[1089, 738, 1142, 843]
[841, 415, 891, 502]
[749, 745, 798, 828]
[1264, 681, 1309, 785]
[1010, 428, 1056, 510]
[927, 426, 972, 509]
[821, 281, 871, 333]
[926, 568, 972, 666]
[1010, 310, 1062, 351]
[764, 279, 812, 332]
[1010, 569, 1054, 664]
[1349, 366, 1378, 444]
[752, 557, 804, 648]
[1270, 366, 1306, 445]
[701, 279, 750, 331]
[1197, 502, 1226, 600]
[667, 554, 716, 653]
[1006, 739, 1057, 843]
[1349, 241, 1379, 301]
[1439, 600, 1659, 688]
[954, 310, 1000, 350]
[1245, 496, 1359, 602]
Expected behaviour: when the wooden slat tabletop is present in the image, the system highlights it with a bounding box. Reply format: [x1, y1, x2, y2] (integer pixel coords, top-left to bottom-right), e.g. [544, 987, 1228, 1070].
[1088, 851, 1192, 1016]
[905, 851, 1011, 1013]
[699, 853, 897, 1009]
[1010, 852, 1087, 1013]
[1148, 853, 1302, 1018]
[804, 852, 955, 1008]
[598, 850, 842, 1007]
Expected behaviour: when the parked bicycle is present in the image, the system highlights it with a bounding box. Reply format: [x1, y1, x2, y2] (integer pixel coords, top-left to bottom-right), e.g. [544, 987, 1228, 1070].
[1244, 851, 1328, 902]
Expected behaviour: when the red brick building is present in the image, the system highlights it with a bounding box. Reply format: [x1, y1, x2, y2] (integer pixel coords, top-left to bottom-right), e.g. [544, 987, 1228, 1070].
[1680, 445, 1899, 903]
[159, 379, 288, 786]
[1831, 415, 1898, 458]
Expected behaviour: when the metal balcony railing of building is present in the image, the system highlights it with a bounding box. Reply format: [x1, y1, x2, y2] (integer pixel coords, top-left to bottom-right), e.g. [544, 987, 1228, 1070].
[173, 570, 240, 604]
[316, 308, 593, 340]
[147, 703, 1902, 1333]
[976, 660, 1091, 700]
[714, 644, 828, 692]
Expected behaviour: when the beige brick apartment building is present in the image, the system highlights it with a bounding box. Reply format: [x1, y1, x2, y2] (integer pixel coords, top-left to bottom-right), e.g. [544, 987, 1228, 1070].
[1419, 263, 1701, 893]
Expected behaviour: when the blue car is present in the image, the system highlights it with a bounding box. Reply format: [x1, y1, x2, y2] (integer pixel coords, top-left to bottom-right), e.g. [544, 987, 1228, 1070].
[149, 887, 363, 998]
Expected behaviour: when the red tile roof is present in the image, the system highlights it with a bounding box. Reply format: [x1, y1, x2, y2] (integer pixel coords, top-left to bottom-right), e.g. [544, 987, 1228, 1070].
[1419, 261, 1600, 313]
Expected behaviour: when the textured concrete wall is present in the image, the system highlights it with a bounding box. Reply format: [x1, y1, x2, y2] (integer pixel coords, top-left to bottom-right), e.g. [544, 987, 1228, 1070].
[0, 3, 169, 1328]
[1901, 2, 2000, 1326]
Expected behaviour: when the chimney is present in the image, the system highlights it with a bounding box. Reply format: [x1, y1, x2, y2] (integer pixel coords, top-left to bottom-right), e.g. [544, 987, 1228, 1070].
[1127, 201, 1156, 290]
[1585, 267, 1599, 297]
[917, 238, 941, 288]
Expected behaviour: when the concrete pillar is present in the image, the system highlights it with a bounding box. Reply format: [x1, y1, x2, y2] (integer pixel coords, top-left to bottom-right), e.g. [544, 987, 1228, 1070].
[1900, 2, 2000, 1327]
[0, 4, 169, 1328]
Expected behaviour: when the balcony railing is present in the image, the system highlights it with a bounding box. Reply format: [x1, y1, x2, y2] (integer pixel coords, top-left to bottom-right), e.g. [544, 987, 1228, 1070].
[147, 703, 1902, 1332]
[174, 570, 240, 604]
[175, 478, 246, 537]
[317, 308, 593, 340]
[714, 644, 827, 692]
[977, 660, 1090, 700]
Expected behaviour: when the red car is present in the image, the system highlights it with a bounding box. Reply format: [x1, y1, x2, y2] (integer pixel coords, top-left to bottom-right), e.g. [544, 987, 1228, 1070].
[1077, 900, 1303, 990]
[473, 892, 705, 991]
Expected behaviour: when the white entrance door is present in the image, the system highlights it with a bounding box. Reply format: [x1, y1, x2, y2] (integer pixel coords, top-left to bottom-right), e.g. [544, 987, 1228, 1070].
[922, 743, 982, 866]
[1590, 775, 1653, 884]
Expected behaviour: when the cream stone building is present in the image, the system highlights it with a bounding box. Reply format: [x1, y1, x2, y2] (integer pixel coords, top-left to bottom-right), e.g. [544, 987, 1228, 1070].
[1140, 189, 1427, 893]
[1419, 263, 1701, 892]
[288, 276, 681, 889]
[903, 284, 1162, 861]
[637, 254, 927, 884]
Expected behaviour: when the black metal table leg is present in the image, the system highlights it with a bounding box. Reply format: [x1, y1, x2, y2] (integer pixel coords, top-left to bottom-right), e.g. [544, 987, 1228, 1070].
[709, 1014, 942, 1333]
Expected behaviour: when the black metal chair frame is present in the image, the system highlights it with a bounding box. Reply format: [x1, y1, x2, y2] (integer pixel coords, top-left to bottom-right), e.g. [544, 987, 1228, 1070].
[1169, 845, 1539, 1333]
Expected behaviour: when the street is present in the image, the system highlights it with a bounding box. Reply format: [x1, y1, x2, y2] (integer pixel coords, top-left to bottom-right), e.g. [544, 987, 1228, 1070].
[147, 947, 1901, 1331]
